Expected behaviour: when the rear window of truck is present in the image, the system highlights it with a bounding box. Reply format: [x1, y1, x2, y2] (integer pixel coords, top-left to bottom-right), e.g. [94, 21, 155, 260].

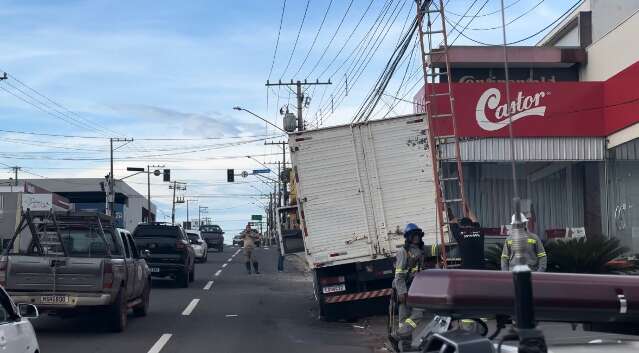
[8, 225, 121, 257]
[134, 226, 181, 238]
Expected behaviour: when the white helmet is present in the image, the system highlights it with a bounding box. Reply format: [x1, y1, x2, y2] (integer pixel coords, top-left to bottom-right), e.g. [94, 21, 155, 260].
[511, 213, 528, 225]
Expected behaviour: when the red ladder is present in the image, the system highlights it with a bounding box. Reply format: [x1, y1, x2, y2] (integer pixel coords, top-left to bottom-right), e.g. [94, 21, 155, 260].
[415, 0, 467, 268]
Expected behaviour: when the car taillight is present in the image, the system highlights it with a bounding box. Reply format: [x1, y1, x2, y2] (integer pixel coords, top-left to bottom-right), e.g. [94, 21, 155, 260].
[319, 276, 345, 286]
[103, 262, 113, 289]
[0, 257, 7, 286]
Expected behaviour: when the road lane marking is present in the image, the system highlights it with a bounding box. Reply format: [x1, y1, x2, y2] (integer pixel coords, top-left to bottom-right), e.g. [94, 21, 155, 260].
[203, 281, 214, 290]
[181, 299, 200, 316]
[227, 258, 232, 263]
[222, 263, 228, 268]
[263, 247, 269, 250]
[148, 334, 172, 353]
[225, 314, 239, 318]
[215, 269, 222, 277]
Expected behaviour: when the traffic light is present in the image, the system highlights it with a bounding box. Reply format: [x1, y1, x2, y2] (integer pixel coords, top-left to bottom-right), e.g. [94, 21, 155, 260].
[163, 169, 171, 182]
[227, 169, 234, 182]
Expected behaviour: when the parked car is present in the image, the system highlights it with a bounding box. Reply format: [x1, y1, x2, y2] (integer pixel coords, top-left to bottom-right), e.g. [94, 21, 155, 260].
[3, 211, 151, 332]
[0, 285, 39, 353]
[232, 234, 243, 247]
[186, 230, 208, 263]
[200, 224, 224, 252]
[133, 223, 195, 288]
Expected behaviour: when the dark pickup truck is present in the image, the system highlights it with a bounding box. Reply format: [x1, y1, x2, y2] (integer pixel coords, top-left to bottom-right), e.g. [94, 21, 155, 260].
[2, 211, 151, 332]
[133, 223, 195, 287]
[200, 225, 224, 252]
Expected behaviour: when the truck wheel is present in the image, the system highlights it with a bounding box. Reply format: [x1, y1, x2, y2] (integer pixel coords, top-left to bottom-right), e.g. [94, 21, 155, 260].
[177, 269, 189, 288]
[108, 290, 128, 332]
[218, 246, 223, 253]
[188, 266, 195, 283]
[202, 252, 208, 263]
[133, 281, 150, 317]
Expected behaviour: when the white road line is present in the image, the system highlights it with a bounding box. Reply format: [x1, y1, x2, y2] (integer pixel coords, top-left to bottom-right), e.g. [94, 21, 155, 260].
[203, 280, 214, 290]
[225, 314, 239, 318]
[227, 258, 232, 263]
[222, 263, 228, 268]
[215, 269, 222, 277]
[263, 247, 269, 250]
[181, 299, 200, 316]
[147, 334, 172, 353]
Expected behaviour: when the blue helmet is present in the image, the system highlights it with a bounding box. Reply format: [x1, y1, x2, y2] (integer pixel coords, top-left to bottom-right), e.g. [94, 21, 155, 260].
[404, 223, 423, 239]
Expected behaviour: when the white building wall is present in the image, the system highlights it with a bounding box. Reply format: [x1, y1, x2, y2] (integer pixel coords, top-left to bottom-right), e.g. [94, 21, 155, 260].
[581, 7, 639, 81]
[555, 26, 580, 46]
[590, 0, 639, 42]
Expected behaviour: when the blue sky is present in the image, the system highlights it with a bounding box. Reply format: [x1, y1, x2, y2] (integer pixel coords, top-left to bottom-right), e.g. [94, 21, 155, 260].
[0, 0, 574, 237]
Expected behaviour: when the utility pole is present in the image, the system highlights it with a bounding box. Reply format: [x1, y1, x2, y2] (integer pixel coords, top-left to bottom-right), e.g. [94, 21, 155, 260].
[198, 206, 208, 229]
[169, 181, 186, 225]
[265, 140, 288, 206]
[11, 166, 20, 186]
[108, 137, 133, 217]
[265, 79, 331, 132]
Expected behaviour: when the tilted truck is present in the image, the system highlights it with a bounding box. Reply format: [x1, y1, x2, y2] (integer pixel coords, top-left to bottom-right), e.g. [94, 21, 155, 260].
[289, 113, 438, 320]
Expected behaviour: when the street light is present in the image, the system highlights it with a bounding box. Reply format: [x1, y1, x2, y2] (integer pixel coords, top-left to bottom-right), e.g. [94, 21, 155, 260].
[233, 106, 286, 133]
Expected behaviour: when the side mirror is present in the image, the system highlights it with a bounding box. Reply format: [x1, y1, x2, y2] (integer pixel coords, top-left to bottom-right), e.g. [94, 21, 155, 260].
[141, 249, 151, 258]
[18, 303, 39, 319]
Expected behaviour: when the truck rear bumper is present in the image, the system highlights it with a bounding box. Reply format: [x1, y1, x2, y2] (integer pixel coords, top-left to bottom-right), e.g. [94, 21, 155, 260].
[9, 292, 113, 309]
[323, 288, 393, 304]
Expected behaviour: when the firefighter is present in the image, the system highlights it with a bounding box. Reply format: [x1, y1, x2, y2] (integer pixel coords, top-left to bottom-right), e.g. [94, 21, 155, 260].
[501, 214, 547, 272]
[449, 209, 485, 270]
[393, 223, 426, 339]
[242, 224, 261, 274]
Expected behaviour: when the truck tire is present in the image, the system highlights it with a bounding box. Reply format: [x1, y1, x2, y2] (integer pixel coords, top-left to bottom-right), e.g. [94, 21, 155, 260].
[177, 268, 189, 288]
[202, 251, 208, 263]
[218, 245, 223, 253]
[108, 290, 128, 332]
[133, 281, 151, 317]
[189, 266, 195, 283]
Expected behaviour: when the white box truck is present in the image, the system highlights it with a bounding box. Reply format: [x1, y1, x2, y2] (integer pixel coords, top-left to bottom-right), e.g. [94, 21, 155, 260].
[289, 113, 439, 319]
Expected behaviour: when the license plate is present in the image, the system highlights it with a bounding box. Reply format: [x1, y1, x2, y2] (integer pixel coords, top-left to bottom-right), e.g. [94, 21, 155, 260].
[151, 267, 160, 273]
[322, 284, 346, 294]
[40, 295, 70, 305]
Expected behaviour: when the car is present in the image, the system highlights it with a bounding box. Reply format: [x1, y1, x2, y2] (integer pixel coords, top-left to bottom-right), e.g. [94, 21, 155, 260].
[186, 230, 208, 263]
[0, 285, 39, 353]
[133, 223, 196, 288]
[232, 234, 243, 247]
[200, 224, 225, 252]
[4, 212, 151, 332]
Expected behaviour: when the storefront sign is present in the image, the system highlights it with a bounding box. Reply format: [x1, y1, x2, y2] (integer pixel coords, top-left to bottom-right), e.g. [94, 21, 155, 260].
[447, 67, 578, 83]
[22, 194, 53, 211]
[415, 81, 605, 137]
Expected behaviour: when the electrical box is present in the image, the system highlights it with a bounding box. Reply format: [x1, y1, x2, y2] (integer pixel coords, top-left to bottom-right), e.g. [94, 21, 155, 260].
[283, 112, 297, 132]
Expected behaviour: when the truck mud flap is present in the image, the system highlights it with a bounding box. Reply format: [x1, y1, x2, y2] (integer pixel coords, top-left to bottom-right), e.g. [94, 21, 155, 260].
[324, 288, 393, 304]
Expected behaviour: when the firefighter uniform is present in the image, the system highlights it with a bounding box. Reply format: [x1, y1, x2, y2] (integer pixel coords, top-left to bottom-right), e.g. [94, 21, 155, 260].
[393, 224, 425, 338]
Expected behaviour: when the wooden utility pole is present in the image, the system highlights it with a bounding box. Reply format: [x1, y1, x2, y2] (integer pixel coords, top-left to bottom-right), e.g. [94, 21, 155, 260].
[108, 138, 133, 217]
[169, 181, 186, 225]
[265, 79, 331, 132]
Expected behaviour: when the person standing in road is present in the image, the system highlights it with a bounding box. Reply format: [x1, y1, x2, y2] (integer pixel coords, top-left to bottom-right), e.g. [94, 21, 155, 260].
[449, 208, 486, 270]
[501, 214, 547, 272]
[242, 224, 261, 274]
[393, 223, 425, 340]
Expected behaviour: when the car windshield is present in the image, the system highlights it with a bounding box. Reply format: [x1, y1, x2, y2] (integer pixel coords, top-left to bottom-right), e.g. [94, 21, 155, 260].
[200, 225, 221, 233]
[134, 226, 180, 238]
[187, 233, 200, 242]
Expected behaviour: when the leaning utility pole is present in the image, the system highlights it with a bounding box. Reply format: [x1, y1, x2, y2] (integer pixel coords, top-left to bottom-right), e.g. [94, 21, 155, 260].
[265, 79, 331, 132]
[108, 138, 133, 217]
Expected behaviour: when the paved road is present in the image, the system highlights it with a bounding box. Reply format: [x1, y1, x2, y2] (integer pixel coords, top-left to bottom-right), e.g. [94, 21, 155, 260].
[34, 246, 381, 353]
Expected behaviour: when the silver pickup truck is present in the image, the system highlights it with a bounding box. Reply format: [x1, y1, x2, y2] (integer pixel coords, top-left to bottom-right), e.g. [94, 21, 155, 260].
[0, 211, 151, 332]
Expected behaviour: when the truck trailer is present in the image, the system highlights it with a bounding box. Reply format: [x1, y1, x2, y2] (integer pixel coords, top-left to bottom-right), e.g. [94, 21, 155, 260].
[289, 113, 438, 319]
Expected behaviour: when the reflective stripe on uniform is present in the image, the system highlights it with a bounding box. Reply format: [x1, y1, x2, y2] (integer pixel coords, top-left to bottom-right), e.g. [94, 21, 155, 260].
[395, 268, 408, 274]
[506, 240, 513, 245]
[501, 254, 509, 259]
[405, 318, 417, 328]
[410, 266, 419, 273]
[537, 252, 547, 257]
[528, 238, 537, 244]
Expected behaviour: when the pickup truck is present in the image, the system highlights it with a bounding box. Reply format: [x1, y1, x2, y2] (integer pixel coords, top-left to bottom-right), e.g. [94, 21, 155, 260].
[199, 224, 224, 252]
[1, 211, 151, 332]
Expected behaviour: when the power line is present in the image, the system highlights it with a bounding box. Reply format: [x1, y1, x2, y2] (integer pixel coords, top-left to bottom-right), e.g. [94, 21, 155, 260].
[293, 0, 334, 77]
[0, 128, 282, 141]
[440, 0, 582, 46]
[279, 0, 311, 79]
[446, 0, 522, 18]
[464, 0, 545, 31]
[267, 0, 288, 81]
[304, 0, 357, 79]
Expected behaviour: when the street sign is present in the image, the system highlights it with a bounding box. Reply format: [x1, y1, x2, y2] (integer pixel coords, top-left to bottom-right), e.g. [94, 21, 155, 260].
[252, 169, 271, 174]
[241, 171, 249, 178]
[251, 215, 263, 221]
[22, 194, 53, 211]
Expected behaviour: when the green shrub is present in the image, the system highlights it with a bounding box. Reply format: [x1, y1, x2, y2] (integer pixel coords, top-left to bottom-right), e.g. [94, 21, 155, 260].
[545, 236, 634, 274]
